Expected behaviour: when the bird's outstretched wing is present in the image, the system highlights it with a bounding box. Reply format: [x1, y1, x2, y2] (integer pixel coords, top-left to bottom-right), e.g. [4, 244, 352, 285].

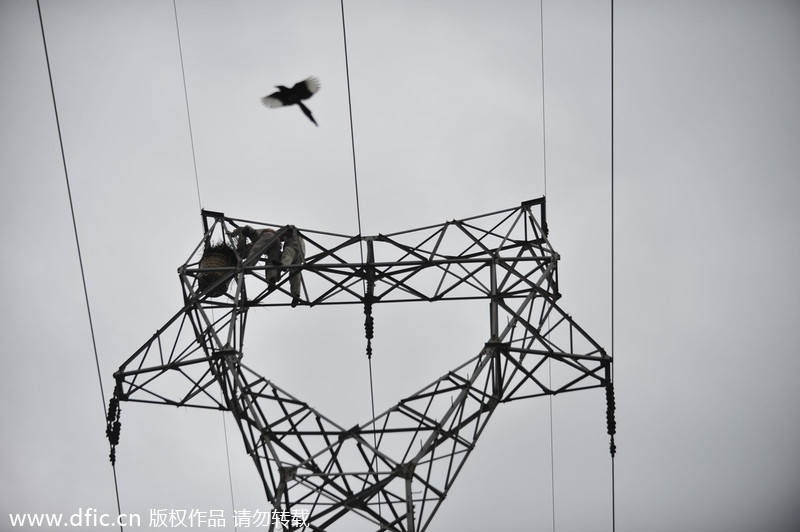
[260, 92, 285, 108]
[293, 76, 321, 100]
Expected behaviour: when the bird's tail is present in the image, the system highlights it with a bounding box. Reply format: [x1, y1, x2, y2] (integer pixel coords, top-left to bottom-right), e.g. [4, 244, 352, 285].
[298, 102, 318, 127]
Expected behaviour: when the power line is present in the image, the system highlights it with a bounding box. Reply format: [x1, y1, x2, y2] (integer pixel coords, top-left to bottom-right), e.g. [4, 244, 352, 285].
[540, 0, 550, 201]
[221, 402, 239, 532]
[339, 0, 381, 515]
[340, 0, 376, 424]
[610, 0, 617, 530]
[172, 0, 203, 212]
[339, 0, 365, 243]
[539, 2, 557, 530]
[171, 4, 241, 525]
[35, 1, 124, 529]
[610, 1, 616, 388]
[339, 0, 373, 400]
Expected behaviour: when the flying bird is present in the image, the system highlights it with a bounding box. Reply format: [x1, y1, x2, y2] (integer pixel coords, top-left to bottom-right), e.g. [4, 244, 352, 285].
[260, 77, 321, 126]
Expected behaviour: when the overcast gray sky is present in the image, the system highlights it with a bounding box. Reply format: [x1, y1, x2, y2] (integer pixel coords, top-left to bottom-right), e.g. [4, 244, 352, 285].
[2, 1, 799, 531]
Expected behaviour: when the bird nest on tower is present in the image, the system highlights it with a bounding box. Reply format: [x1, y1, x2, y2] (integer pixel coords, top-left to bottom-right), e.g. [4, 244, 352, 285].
[197, 242, 238, 297]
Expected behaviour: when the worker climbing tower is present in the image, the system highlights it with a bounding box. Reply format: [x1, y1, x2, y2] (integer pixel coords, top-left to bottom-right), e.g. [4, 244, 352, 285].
[108, 197, 614, 531]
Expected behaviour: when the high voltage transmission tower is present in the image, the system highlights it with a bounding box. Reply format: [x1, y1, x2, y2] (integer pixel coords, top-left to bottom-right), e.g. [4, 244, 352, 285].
[107, 197, 615, 532]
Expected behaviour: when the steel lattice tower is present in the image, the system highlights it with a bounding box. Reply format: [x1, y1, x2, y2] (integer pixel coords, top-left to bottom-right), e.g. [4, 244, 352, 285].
[107, 197, 614, 532]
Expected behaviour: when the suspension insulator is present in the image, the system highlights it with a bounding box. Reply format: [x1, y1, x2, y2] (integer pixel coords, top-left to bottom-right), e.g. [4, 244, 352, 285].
[364, 305, 374, 340]
[364, 295, 374, 359]
[106, 395, 122, 464]
[106, 396, 118, 423]
[605, 383, 617, 456]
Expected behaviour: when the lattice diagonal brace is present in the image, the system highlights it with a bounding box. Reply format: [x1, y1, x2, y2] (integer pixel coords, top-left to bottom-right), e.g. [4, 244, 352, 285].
[109, 198, 614, 532]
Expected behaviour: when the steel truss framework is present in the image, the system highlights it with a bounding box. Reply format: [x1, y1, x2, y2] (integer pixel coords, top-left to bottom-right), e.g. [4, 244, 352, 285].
[109, 197, 614, 532]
